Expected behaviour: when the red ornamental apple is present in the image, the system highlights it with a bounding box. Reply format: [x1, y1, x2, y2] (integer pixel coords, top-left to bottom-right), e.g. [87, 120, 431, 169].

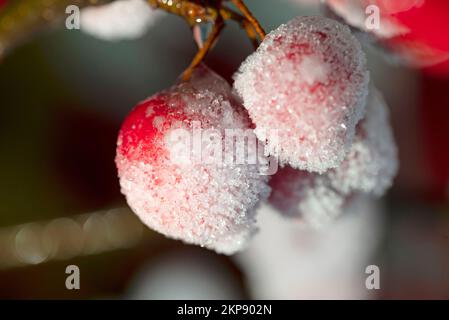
[327, 0, 449, 68]
[269, 87, 398, 227]
[387, 0, 449, 68]
[116, 65, 270, 255]
[234, 16, 369, 174]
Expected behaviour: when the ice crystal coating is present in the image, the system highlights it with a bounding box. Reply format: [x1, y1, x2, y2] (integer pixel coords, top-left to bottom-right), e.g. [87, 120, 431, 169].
[269, 166, 347, 227]
[269, 88, 398, 227]
[81, 0, 163, 41]
[116, 65, 270, 255]
[328, 88, 398, 195]
[234, 16, 369, 173]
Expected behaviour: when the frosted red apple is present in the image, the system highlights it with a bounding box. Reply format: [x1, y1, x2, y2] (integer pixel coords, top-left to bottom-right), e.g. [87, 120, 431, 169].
[326, 0, 449, 67]
[116, 66, 270, 254]
[234, 16, 369, 173]
[269, 88, 398, 227]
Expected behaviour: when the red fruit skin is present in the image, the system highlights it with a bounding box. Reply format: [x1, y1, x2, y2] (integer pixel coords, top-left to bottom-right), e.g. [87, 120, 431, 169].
[364, 0, 449, 53]
[392, 0, 449, 54]
[115, 65, 271, 254]
[117, 95, 186, 163]
[383, 0, 449, 71]
[328, 0, 449, 71]
[399, 0, 449, 74]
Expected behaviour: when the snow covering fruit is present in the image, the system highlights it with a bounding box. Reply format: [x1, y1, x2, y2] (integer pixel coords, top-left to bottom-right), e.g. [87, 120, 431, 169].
[234, 16, 369, 173]
[269, 88, 398, 227]
[116, 65, 270, 255]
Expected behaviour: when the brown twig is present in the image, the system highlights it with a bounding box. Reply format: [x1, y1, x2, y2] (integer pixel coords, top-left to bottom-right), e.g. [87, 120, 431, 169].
[229, 0, 265, 40]
[148, 0, 265, 80]
[182, 14, 224, 80]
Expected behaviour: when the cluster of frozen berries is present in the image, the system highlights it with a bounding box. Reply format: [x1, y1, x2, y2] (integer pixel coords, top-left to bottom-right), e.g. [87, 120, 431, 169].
[116, 16, 398, 254]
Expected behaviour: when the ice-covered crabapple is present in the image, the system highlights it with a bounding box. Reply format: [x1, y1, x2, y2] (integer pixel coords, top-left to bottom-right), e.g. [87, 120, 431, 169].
[327, 87, 398, 196]
[234, 16, 369, 174]
[115, 65, 270, 255]
[269, 166, 347, 227]
[269, 88, 398, 227]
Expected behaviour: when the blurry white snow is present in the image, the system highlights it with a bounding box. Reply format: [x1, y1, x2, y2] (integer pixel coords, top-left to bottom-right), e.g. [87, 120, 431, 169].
[125, 251, 243, 300]
[235, 196, 384, 299]
[81, 0, 164, 41]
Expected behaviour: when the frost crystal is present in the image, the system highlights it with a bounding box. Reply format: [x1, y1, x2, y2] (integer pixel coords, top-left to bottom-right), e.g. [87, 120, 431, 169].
[269, 88, 398, 227]
[269, 166, 347, 227]
[234, 16, 369, 173]
[81, 0, 163, 41]
[116, 65, 270, 255]
[328, 87, 398, 196]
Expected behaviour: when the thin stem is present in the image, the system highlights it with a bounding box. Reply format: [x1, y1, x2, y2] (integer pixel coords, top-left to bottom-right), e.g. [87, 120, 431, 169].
[229, 0, 265, 40]
[147, 0, 265, 79]
[242, 20, 259, 49]
[182, 15, 225, 81]
[220, 7, 259, 49]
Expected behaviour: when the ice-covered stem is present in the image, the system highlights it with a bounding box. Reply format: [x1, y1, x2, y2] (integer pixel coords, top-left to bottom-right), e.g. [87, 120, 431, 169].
[0, 0, 110, 60]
